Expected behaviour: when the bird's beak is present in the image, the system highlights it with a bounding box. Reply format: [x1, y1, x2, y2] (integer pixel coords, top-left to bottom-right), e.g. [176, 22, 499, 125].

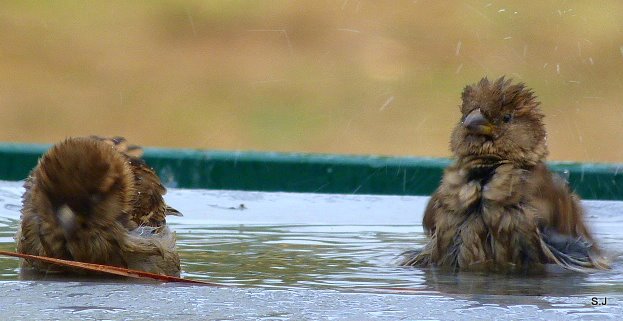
[463, 108, 493, 136]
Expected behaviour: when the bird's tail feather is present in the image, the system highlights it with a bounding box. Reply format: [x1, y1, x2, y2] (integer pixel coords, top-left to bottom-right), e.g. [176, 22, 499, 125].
[538, 228, 610, 272]
[399, 247, 434, 267]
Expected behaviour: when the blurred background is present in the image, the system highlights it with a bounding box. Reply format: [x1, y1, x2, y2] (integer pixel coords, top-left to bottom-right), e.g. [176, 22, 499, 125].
[0, 1, 622, 162]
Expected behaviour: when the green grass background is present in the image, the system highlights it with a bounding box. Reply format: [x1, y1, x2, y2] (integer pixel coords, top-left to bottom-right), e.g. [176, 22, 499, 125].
[0, 1, 622, 162]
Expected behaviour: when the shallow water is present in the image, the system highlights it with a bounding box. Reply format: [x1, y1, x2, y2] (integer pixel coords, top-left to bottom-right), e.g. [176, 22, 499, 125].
[0, 180, 621, 320]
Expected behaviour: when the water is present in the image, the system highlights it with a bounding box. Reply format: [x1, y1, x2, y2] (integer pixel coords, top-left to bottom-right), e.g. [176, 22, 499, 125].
[0, 180, 621, 320]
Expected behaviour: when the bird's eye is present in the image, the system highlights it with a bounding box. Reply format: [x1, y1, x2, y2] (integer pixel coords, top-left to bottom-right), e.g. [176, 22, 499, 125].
[502, 114, 512, 123]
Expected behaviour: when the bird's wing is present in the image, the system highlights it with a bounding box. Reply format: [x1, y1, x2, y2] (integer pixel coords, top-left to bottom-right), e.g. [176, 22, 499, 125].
[89, 136, 180, 227]
[90, 135, 144, 158]
[422, 192, 443, 236]
[530, 164, 608, 270]
[127, 157, 171, 228]
[533, 164, 592, 240]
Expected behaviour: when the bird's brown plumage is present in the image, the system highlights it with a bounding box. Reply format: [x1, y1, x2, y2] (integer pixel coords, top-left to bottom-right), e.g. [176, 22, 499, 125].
[401, 77, 609, 272]
[16, 136, 181, 276]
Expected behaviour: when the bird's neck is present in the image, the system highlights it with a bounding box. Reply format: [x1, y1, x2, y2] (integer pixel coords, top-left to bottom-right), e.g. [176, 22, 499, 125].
[457, 155, 510, 185]
[458, 154, 506, 169]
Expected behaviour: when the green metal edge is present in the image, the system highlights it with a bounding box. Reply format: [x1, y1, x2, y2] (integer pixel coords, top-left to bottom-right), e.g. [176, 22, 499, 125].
[0, 142, 621, 200]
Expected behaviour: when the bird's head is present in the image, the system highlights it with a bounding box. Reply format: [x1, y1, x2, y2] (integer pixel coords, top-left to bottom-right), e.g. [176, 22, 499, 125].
[450, 77, 548, 167]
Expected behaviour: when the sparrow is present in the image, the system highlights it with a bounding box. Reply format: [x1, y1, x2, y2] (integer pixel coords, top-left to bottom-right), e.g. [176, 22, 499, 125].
[401, 77, 609, 273]
[16, 136, 182, 276]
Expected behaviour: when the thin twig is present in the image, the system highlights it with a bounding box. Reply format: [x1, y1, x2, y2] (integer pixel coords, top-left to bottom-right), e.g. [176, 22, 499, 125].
[0, 250, 221, 286]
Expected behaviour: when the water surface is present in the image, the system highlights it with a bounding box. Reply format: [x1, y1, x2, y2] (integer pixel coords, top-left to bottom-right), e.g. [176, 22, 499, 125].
[0, 181, 621, 320]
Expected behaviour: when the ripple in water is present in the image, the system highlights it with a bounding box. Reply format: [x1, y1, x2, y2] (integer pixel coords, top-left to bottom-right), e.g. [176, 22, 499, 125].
[0, 186, 621, 311]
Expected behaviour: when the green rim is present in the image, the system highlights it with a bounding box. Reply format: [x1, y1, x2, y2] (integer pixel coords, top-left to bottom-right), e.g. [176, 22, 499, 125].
[0, 143, 621, 200]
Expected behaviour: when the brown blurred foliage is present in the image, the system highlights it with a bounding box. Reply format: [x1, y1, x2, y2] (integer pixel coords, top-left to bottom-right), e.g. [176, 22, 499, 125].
[0, 1, 622, 162]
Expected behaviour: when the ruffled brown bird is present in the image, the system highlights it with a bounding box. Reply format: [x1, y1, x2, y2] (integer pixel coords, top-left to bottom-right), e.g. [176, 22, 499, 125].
[16, 136, 182, 276]
[401, 77, 609, 273]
